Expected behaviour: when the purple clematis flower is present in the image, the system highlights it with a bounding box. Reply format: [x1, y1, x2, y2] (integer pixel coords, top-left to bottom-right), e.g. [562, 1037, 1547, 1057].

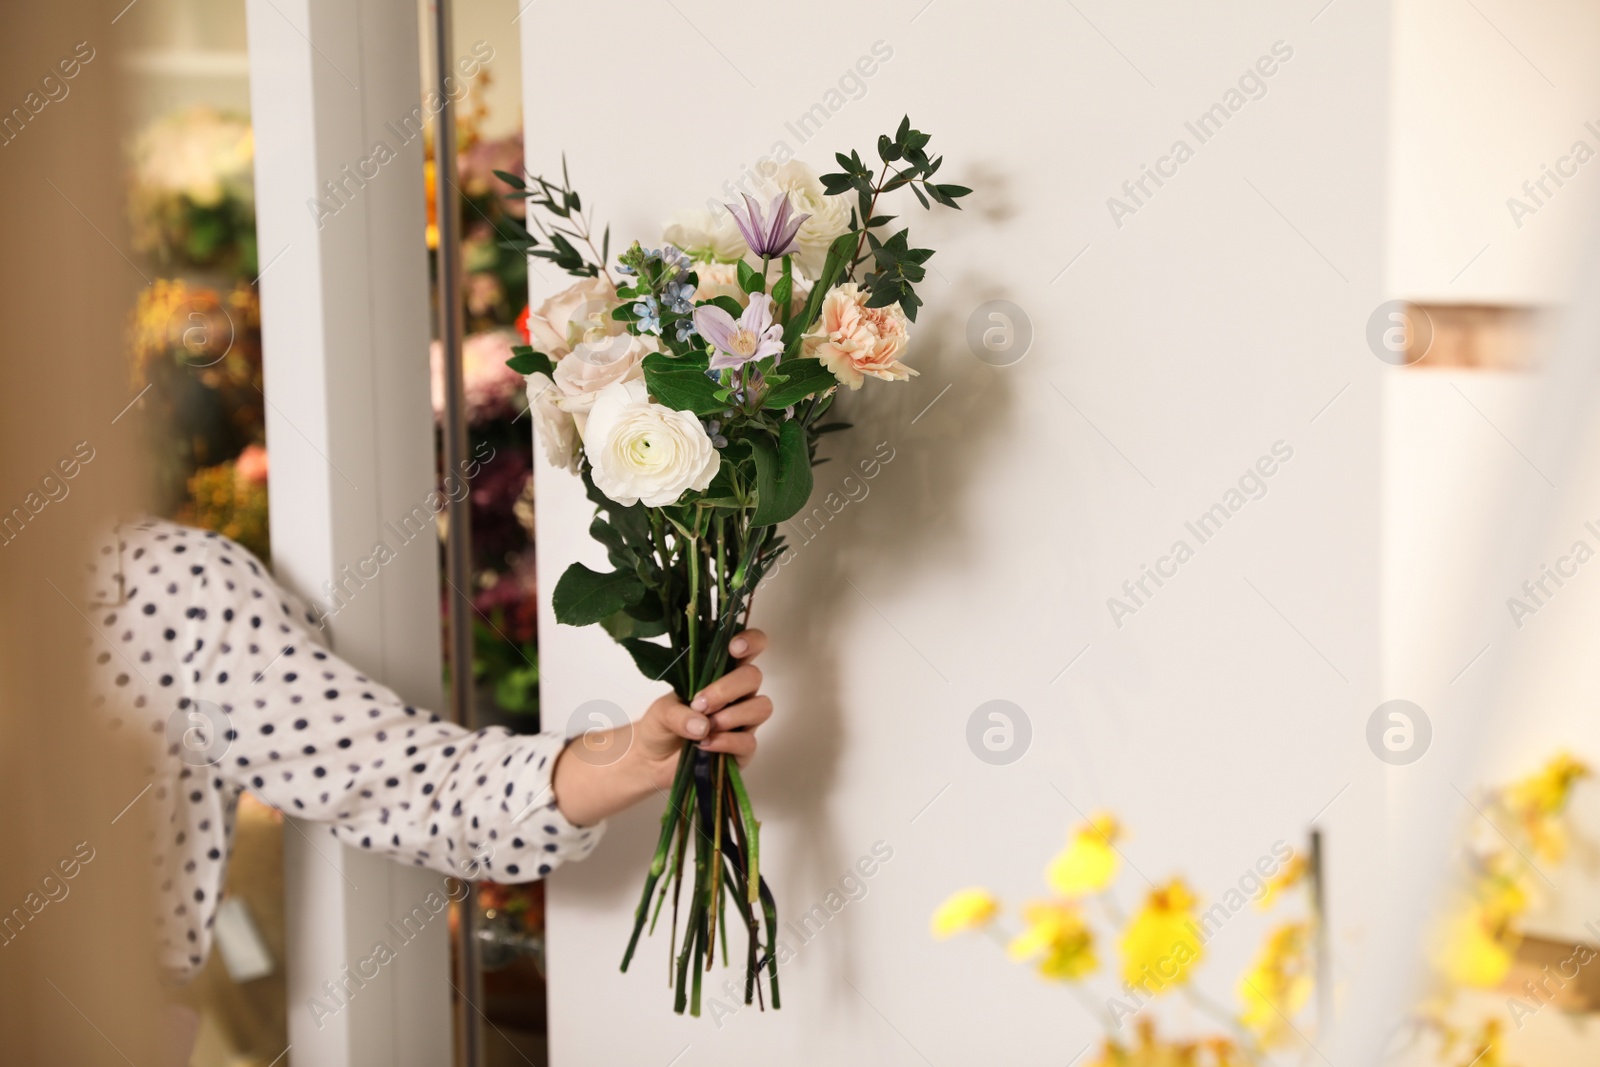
[726, 192, 809, 259]
[693, 292, 785, 371]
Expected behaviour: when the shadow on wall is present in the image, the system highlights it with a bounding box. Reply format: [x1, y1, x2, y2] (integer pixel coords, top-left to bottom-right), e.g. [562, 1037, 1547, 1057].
[750, 274, 1018, 995]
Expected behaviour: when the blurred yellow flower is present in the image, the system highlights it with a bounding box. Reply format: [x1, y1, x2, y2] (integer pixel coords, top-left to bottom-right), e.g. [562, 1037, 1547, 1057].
[930, 888, 998, 939]
[1008, 901, 1098, 980]
[1121, 880, 1204, 992]
[1255, 854, 1308, 911]
[1504, 752, 1591, 863]
[424, 158, 439, 250]
[1048, 812, 1123, 897]
[1237, 922, 1312, 1048]
[1429, 896, 1517, 988]
[1453, 1019, 1514, 1067]
[1087, 1020, 1246, 1067]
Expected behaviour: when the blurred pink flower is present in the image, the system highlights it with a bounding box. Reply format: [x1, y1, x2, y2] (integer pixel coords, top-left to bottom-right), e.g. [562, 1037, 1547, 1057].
[234, 443, 269, 486]
[459, 131, 525, 218]
[430, 330, 526, 425]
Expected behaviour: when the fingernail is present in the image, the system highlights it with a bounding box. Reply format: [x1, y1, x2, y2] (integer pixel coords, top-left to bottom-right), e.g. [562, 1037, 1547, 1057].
[691, 696, 707, 711]
[730, 638, 747, 655]
[687, 716, 708, 738]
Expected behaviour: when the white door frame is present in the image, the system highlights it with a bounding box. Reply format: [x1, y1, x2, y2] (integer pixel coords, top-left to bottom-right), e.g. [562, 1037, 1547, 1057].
[246, 2, 452, 1063]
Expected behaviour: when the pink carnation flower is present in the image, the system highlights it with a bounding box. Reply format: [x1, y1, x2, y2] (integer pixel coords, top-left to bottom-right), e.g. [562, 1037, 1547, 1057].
[803, 282, 917, 389]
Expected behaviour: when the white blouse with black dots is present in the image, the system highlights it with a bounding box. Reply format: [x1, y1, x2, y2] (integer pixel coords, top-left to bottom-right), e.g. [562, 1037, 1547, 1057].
[85, 518, 601, 981]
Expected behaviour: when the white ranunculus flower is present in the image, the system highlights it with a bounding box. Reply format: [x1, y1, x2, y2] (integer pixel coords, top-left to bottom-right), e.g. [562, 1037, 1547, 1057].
[582, 379, 720, 507]
[552, 334, 653, 417]
[763, 160, 852, 278]
[526, 372, 582, 474]
[663, 207, 749, 263]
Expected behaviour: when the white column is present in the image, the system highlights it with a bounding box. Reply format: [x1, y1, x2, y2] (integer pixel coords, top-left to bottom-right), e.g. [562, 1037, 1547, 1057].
[246, 2, 450, 1065]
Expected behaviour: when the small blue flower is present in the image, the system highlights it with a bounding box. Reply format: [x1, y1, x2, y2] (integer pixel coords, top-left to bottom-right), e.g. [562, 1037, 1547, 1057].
[664, 280, 695, 315]
[633, 296, 661, 335]
[616, 262, 636, 275]
[676, 317, 699, 344]
[661, 245, 691, 272]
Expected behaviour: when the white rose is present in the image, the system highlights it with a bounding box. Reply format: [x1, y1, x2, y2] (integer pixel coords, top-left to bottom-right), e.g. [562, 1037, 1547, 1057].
[552, 334, 653, 418]
[762, 160, 852, 278]
[525, 276, 624, 360]
[582, 379, 720, 507]
[664, 207, 749, 263]
[526, 372, 582, 474]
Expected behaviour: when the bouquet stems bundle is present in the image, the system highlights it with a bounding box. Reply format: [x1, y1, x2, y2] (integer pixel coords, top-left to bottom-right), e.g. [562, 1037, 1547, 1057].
[501, 118, 970, 1014]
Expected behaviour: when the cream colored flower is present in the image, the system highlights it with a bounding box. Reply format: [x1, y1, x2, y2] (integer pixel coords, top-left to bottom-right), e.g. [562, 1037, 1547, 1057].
[551, 334, 652, 418]
[582, 380, 719, 507]
[526, 372, 581, 474]
[663, 206, 749, 263]
[803, 282, 916, 389]
[689, 260, 747, 306]
[761, 160, 852, 278]
[689, 260, 812, 317]
[930, 888, 999, 938]
[524, 277, 624, 360]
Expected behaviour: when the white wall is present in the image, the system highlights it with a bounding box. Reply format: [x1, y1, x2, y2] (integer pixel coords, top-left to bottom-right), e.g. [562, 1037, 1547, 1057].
[1388, 0, 1600, 304]
[528, 2, 1390, 1062]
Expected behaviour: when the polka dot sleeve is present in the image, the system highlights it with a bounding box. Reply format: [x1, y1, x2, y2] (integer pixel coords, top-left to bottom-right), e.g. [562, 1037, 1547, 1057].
[90, 519, 602, 979]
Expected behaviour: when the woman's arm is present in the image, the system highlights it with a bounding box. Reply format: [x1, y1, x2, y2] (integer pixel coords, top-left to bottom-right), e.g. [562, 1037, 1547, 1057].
[551, 629, 773, 826]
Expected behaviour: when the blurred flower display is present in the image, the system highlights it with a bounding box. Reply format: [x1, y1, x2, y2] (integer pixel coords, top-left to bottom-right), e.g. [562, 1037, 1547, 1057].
[128, 107, 257, 275]
[1415, 753, 1593, 1067]
[128, 278, 264, 511]
[933, 810, 1315, 1066]
[932, 755, 1594, 1067]
[177, 445, 271, 561]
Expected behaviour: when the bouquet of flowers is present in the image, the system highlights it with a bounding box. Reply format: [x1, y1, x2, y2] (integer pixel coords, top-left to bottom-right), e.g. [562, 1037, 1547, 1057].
[502, 118, 971, 1015]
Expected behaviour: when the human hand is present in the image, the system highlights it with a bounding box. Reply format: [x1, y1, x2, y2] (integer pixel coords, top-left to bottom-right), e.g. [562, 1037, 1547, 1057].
[632, 629, 772, 789]
[552, 629, 772, 825]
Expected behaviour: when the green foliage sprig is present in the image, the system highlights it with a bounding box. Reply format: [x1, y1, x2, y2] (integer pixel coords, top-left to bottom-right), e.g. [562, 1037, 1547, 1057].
[819, 116, 972, 321]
